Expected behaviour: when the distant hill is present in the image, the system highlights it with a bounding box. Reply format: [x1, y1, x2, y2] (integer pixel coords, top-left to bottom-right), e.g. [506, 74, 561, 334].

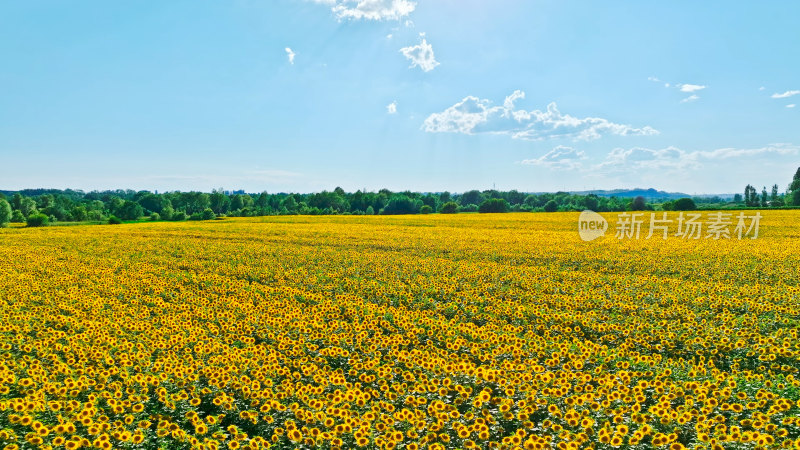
[566, 188, 737, 200]
[569, 188, 690, 199]
[1, 187, 738, 201]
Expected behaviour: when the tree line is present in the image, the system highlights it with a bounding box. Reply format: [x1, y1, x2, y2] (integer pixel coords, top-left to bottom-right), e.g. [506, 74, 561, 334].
[1, 167, 798, 227]
[0, 188, 634, 226]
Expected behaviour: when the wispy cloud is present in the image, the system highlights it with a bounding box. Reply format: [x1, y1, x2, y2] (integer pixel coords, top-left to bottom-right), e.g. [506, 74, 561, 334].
[680, 94, 699, 103]
[772, 90, 800, 99]
[696, 144, 799, 159]
[386, 101, 397, 114]
[649, 77, 707, 102]
[519, 146, 586, 170]
[399, 35, 439, 72]
[310, 0, 416, 21]
[679, 83, 706, 93]
[597, 146, 698, 171]
[423, 90, 658, 141]
[285, 47, 296, 64]
[595, 143, 799, 173]
[787, 104, 796, 108]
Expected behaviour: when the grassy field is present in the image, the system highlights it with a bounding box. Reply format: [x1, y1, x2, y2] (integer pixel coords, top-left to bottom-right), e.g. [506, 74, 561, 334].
[1, 212, 799, 450]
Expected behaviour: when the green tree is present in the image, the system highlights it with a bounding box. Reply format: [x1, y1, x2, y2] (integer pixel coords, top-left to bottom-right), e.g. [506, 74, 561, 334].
[201, 208, 216, 220]
[0, 199, 11, 227]
[421, 194, 438, 211]
[209, 189, 230, 214]
[107, 197, 125, 215]
[173, 192, 210, 214]
[365, 205, 375, 215]
[20, 197, 37, 217]
[161, 205, 174, 221]
[673, 197, 697, 211]
[543, 200, 558, 212]
[439, 202, 458, 214]
[349, 190, 368, 213]
[308, 191, 349, 213]
[108, 215, 123, 225]
[478, 198, 510, 213]
[770, 184, 783, 207]
[761, 186, 768, 207]
[11, 210, 25, 223]
[37, 194, 55, 209]
[26, 213, 49, 227]
[71, 205, 88, 222]
[281, 195, 298, 213]
[631, 196, 647, 211]
[583, 195, 599, 211]
[230, 194, 245, 211]
[87, 210, 105, 222]
[11, 193, 22, 210]
[382, 195, 421, 215]
[506, 190, 525, 205]
[744, 184, 758, 207]
[117, 201, 144, 220]
[138, 193, 170, 215]
[460, 190, 484, 206]
[240, 194, 254, 209]
[420, 205, 433, 214]
[255, 191, 269, 209]
[789, 167, 800, 206]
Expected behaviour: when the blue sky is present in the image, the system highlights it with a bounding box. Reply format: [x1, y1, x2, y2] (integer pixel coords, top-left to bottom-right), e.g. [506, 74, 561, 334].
[1, 0, 798, 194]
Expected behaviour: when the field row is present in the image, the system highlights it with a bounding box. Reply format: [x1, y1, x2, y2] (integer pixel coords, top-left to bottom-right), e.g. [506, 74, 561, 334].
[1, 212, 799, 449]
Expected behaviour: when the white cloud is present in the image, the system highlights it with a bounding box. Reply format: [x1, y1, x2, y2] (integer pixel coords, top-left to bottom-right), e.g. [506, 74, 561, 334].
[697, 143, 799, 159]
[759, 86, 766, 91]
[679, 83, 706, 93]
[285, 47, 296, 64]
[772, 90, 800, 99]
[519, 146, 586, 170]
[649, 77, 707, 102]
[596, 146, 698, 171]
[423, 90, 658, 141]
[311, 0, 416, 21]
[680, 94, 699, 103]
[386, 101, 397, 114]
[788, 104, 796, 108]
[399, 36, 439, 72]
[595, 143, 799, 173]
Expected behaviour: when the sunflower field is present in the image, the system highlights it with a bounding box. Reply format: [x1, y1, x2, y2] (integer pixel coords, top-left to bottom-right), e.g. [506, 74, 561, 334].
[1, 211, 799, 450]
